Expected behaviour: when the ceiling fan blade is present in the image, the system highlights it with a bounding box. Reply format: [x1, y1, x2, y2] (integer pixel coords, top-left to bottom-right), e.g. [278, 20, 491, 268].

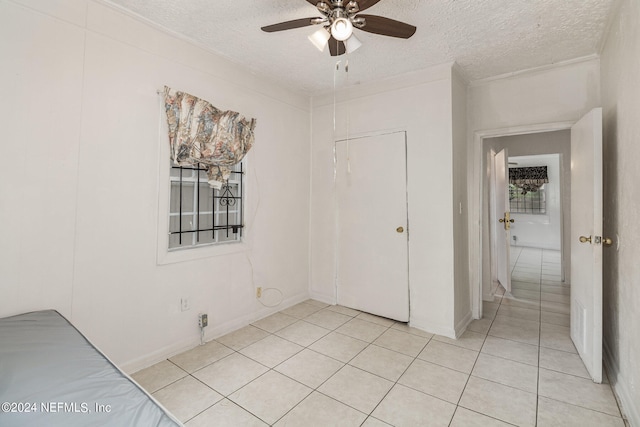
[356, 14, 416, 38]
[327, 36, 346, 56]
[304, 0, 382, 12]
[261, 18, 317, 32]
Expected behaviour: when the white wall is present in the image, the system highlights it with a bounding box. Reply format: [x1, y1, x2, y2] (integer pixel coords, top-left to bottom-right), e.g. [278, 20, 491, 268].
[600, 0, 640, 424]
[0, 0, 311, 372]
[452, 69, 471, 333]
[467, 58, 601, 310]
[309, 64, 466, 337]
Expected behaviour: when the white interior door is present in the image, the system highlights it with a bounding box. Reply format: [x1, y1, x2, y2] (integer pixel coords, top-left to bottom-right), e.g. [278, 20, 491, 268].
[492, 149, 512, 293]
[336, 131, 409, 322]
[570, 107, 604, 383]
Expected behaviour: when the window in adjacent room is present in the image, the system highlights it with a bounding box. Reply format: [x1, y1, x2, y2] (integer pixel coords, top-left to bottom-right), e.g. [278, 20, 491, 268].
[168, 161, 244, 249]
[509, 183, 546, 214]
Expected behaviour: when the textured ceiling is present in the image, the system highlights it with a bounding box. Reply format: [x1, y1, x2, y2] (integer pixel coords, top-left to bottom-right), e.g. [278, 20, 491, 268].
[107, 0, 615, 95]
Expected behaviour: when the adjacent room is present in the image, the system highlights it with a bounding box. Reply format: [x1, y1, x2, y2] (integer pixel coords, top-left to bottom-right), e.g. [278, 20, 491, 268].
[1, 0, 638, 426]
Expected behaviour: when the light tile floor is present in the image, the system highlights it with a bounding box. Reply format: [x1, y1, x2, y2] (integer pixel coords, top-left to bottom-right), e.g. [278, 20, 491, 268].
[133, 248, 629, 426]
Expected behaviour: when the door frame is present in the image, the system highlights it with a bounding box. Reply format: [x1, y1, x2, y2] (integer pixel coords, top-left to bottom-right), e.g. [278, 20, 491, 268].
[488, 148, 499, 288]
[470, 121, 574, 318]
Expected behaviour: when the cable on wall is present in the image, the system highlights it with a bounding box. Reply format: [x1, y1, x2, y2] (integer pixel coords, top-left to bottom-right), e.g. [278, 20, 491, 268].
[256, 288, 284, 308]
[245, 251, 284, 308]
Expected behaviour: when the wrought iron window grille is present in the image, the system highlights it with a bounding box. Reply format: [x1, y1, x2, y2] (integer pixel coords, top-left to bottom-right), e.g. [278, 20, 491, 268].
[169, 162, 244, 249]
[509, 183, 546, 214]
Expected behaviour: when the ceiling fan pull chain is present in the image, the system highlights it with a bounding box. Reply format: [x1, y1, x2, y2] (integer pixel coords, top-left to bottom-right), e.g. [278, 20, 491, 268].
[345, 59, 351, 174]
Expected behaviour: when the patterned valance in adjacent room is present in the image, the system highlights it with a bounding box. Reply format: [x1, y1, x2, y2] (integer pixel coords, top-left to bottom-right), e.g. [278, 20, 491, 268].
[509, 166, 549, 194]
[164, 86, 257, 189]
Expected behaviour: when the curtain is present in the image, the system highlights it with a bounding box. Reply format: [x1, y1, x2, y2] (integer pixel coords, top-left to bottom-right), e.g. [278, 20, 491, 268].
[509, 166, 549, 194]
[164, 86, 257, 189]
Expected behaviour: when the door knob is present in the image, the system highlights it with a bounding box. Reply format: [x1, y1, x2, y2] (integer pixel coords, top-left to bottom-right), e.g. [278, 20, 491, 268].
[580, 235, 613, 246]
[499, 212, 514, 230]
[396, 226, 404, 233]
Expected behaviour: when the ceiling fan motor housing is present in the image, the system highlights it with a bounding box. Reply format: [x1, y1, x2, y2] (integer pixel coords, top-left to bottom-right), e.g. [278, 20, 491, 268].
[261, 0, 416, 57]
[319, 1, 361, 18]
[318, 0, 365, 34]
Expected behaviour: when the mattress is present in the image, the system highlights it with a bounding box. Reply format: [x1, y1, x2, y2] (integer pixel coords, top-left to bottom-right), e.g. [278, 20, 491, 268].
[0, 310, 181, 427]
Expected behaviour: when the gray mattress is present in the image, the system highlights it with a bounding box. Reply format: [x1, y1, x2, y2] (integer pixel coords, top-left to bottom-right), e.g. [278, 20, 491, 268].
[0, 310, 181, 426]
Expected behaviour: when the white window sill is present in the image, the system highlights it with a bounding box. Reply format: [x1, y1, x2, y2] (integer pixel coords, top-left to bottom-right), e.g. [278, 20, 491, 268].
[157, 240, 248, 265]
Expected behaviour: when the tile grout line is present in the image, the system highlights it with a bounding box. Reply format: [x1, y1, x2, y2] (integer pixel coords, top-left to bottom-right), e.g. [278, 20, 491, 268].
[224, 305, 408, 425]
[362, 329, 434, 425]
[209, 303, 351, 425]
[272, 311, 424, 426]
[149, 254, 607, 426]
[305, 321, 398, 423]
[449, 294, 501, 426]
[151, 303, 346, 425]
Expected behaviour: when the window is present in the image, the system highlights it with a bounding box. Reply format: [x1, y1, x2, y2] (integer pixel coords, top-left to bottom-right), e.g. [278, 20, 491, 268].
[509, 183, 546, 214]
[168, 162, 244, 250]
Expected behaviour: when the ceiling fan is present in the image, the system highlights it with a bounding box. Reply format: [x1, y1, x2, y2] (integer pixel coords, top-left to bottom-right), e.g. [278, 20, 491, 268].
[261, 0, 416, 56]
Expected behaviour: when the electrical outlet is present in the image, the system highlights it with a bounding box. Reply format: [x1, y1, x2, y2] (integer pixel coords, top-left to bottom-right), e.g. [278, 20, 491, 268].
[181, 297, 190, 312]
[198, 313, 208, 328]
[256, 287, 262, 298]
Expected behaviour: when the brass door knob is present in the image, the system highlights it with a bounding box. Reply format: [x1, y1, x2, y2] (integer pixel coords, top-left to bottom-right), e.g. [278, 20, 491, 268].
[603, 237, 613, 246]
[579, 236, 592, 243]
[499, 218, 515, 223]
[396, 226, 404, 233]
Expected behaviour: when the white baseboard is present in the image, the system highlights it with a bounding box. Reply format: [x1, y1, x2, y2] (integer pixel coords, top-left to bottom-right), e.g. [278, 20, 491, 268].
[409, 314, 456, 339]
[121, 335, 201, 374]
[511, 242, 561, 251]
[121, 291, 310, 374]
[455, 311, 473, 338]
[603, 339, 639, 427]
[308, 290, 336, 306]
[483, 292, 496, 302]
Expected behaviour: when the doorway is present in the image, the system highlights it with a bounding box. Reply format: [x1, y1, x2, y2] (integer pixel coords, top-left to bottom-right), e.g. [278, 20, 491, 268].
[472, 109, 605, 383]
[508, 153, 565, 288]
[482, 130, 572, 302]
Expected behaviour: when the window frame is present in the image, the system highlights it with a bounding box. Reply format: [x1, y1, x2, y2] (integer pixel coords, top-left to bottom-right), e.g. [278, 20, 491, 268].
[168, 162, 244, 250]
[509, 183, 547, 214]
[157, 152, 250, 266]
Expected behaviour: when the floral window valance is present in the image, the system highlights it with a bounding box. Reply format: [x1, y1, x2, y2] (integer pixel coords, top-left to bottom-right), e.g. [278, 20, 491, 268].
[509, 166, 549, 194]
[164, 86, 257, 189]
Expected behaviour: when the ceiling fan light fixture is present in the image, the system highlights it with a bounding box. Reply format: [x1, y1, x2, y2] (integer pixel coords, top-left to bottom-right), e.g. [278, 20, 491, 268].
[308, 28, 331, 51]
[331, 17, 353, 41]
[344, 33, 362, 53]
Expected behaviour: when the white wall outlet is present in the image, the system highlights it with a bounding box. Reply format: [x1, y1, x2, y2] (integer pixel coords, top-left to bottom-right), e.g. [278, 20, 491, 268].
[181, 297, 190, 312]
